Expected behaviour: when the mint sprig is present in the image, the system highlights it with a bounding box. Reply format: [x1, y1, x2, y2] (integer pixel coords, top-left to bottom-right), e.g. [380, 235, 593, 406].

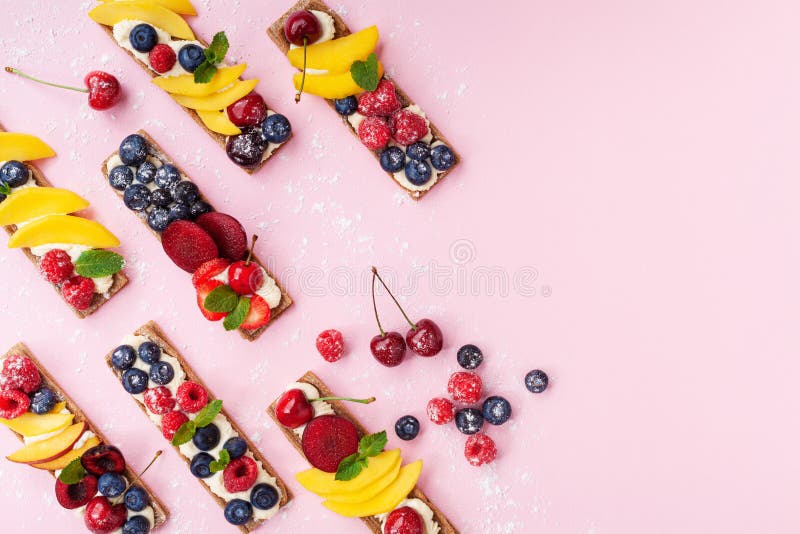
[0, 182, 12, 197]
[209, 448, 231, 473]
[334, 430, 387, 481]
[350, 53, 379, 92]
[171, 399, 223, 446]
[74, 250, 125, 278]
[58, 458, 86, 484]
[223, 296, 250, 331]
[194, 31, 229, 84]
[204, 285, 238, 313]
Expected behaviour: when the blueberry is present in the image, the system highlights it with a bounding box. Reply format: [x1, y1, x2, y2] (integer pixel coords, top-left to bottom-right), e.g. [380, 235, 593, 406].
[119, 134, 149, 166]
[261, 114, 291, 143]
[172, 181, 199, 204]
[111, 345, 136, 370]
[121, 368, 149, 394]
[406, 142, 431, 162]
[178, 44, 205, 72]
[404, 160, 432, 185]
[250, 483, 279, 510]
[147, 207, 172, 232]
[122, 516, 151, 534]
[123, 184, 151, 211]
[482, 396, 512, 425]
[135, 161, 157, 184]
[333, 96, 358, 116]
[168, 203, 191, 222]
[129, 23, 158, 52]
[430, 144, 456, 171]
[394, 415, 420, 441]
[29, 387, 57, 414]
[224, 499, 253, 525]
[109, 165, 134, 190]
[226, 128, 266, 168]
[457, 344, 483, 370]
[138, 341, 161, 363]
[124, 485, 149, 511]
[98, 472, 127, 497]
[380, 146, 406, 172]
[154, 164, 181, 190]
[524, 370, 549, 393]
[454, 408, 483, 435]
[149, 361, 174, 385]
[150, 188, 172, 207]
[192, 423, 221, 451]
[190, 452, 214, 478]
[223, 436, 247, 460]
[1, 161, 29, 187]
[189, 200, 212, 219]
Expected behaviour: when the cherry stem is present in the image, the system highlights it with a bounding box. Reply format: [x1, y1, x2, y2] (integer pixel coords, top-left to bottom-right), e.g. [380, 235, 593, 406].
[245, 235, 258, 266]
[371, 266, 417, 330]
[295, 36, 308, 104]
[5, 67, 87, 93]
[315, 396, 376, 404]
[371, 268, 386, 336]
[112, 450, 162, 505]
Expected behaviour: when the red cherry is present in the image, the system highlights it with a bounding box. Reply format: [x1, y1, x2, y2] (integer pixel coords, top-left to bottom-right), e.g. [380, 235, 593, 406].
[283, 10, 322, 45]
[384, 506, 424, 534]
[275, 389, 314, 428]
[370, 332, 406, 367]
[228, 235, 264, 295]
[226, 92, 268, 127]
[55, 475, 98, 510]
[406, 318, 443, 356]
[5, 67, 121, 111]
[84, 496, 127, 533]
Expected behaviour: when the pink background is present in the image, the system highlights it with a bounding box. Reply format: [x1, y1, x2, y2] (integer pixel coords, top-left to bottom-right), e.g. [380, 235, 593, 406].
[1, 0, 798, 532]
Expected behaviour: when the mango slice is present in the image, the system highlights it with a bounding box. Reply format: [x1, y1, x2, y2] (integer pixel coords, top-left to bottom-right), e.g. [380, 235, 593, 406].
[31, 435, 100, 471]
[89, 1, 194, 40]
[49, 401, 67, 414]
[0, 412, 74, 438]
[0, 188, 89, 226]
[321, 460, 422, 517]
[293, 62, 383, 100]
[288, 26, 379, 74]
[152, 63, 247, 96]
[8, 215, 120, 249]
[6, 422, 86, 464]
[196, 109, 242, 135]
[297, 449, 401, 496]
[172, 79, 258, 110]
[100, 0, 197, 16]
[0, 133, 55, 162]
[323, 454, 402, 504]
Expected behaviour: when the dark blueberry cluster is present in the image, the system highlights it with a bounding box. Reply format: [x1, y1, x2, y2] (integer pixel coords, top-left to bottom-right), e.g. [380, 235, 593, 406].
[379, 141, 456, 186]
[112, 340, 174, 396]
[225, 114, 292, 169]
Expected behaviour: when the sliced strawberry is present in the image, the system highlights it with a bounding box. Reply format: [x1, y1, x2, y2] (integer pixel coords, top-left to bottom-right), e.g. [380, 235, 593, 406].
[192, 258, 230, 289]
[240, 294, 270, 330]
[196, 279, 227, 321]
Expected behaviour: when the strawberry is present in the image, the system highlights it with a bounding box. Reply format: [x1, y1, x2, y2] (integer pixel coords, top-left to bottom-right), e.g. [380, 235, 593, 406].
[161, 220, 219, 273]
[240, 294, 270, 330]
[192, 258, 230, 288]
[1, 354, 41, 393]
[62, 276, 95, 310]
[149, 44, 176, 74]
[357, 79, 401, 117]
[388, 109, 429, 146]
[196, 279, 227, 321]
[39, 249, 74, 284]
[358, 116, 391, 150]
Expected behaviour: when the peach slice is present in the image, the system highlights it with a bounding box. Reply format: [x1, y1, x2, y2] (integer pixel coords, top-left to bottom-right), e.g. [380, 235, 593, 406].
[0, 188, 89, 226]
[31, 435, 100, 471]
[172, 79, 259, 111]
[296, 449, 401, 497]
[0, 412, 74, 438]
[8, 214, 120, 249]
[6, 421, 86, 464]
[99, 0, 197, 16]
[321, 460, 422, 517]
[0, 132, 56, 162]
[89, 1, 194, 40]
[288, 26, 379, 74]
[152, 63, 247, 96]
[292, 62, 384, 100]
[196, 109, 242, 135]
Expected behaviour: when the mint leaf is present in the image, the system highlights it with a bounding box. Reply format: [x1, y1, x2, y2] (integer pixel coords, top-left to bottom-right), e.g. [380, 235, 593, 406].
[171, 420, 197, 446]
[74, 250, 125, 278]
[204, 285, 238, 313]
[350, 53, 379, 91]
[335, 453, 367, 481]
[209, 448, 231, 473]
[58, 458, 86, 484]
[193, 62, 218, 84]
[359, 431, 387, 457]
[194, 31, 228, 83]
[194, 399, 223, 428]
[334, 430, 387, 481]
[0, 182, 11, 196]
[223, 296, 250, 331]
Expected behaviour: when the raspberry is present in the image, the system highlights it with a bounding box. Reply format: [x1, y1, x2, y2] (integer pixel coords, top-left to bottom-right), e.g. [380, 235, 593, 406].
[176, 381, 208, 413]
[447, 371, 482, 404]
[464, 433, 497, 467]
[39, 249, 74, 284]
[0, 389, 30, 419]
[426, 397, 454, 425]
[316, 329, 344, 362]
[389, 109, 429, 146]
[149, 44, 176, 74]
[357, 79, 401, 117]
[223, 456, 258, 493]
[358, 116, 391, 150]
[62, 276, 95, 310]
[143, 386, 176, 415]
[161, 411, 189, 441]
[1, 354, 41, 393]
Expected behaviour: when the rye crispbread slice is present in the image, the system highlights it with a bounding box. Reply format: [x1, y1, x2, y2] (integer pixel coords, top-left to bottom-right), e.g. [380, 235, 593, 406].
[101, 130, 292, 341]
[103, 320, 292, 533]
[0, 123, 128, 318]
[267, 371, 459, 534]
[1, 343, 169, 530]
[267, 0, 461, 200]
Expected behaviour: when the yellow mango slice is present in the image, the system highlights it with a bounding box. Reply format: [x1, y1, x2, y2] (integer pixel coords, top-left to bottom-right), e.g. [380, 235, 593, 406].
[0, 133, 55, 162]
[196, 109, 242, 135]
[49, 402, 67, 414]
[0, 412, 74, 438]
[6, 422, 86, 464]
[297, 449, 401, 496]
[8, 215, 120, 249]
[288, 26, 379, 74]
[31, 436, 100, 471]
[152, 63, 247, 96]
[89, 1, 194, 40]
[293, 62, 384, 100]
[323, 454, 402, 504]
[172, 79, 258, 111]
[321, 460, 422, 517]
[0, 188, 89, 226]
[100, 0, 197, 16]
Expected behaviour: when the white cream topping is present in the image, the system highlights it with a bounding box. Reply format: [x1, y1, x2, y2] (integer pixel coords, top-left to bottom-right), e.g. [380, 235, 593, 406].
[282, 382, 335, 438]
[376, 498, 441, 534]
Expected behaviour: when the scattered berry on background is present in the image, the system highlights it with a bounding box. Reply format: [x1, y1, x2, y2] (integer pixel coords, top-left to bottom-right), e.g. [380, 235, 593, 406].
[138, 341, 161, 364]
[2, 354, 42, 393]
[149, 360, 175, 385]
[223, 455, 259, 492]
[384, 506, 424, 534]
[81, 444, 126, 476]
[224, 498, 253, 526]
[5, 67, 121, 110]
[370, 331, 406, 367]
[178, 43, 205, 72]
[39, 249, 74, 286]
[123, 485, 149, 512]
[394, 415, 420, 441]
[62, 275, 95, 310]
[119, 134, 148, 166]
[316, 329, 345, 362]
[121, 368, 148, 394]
[404, 159, 432, 186]
[525, 369, 549, 393]
[223, 436, 248, 460]
[456, 344, 483, 370]
[55, 475, 98, 509]
[431, 144, 456, 171]
[261, 113, 292, 143]
[250, 483, 279, 510]
[29, 386, 57, 414]
[406, 142, 431, 162]
[455, 407, 484, 435]
[143, 386, 176, 415]
[192, 423, 221, 451]
[0, 160, 29, 187]
[227, 92, 268, 127]
[190, 452, 214, 478]
[358, 116, 391, 150]
[301, 414, 359, 473]
[405, 317, 443, 357]
[447, 371, 482, 404]
[482, 395, 512, 425]
[98, 472, 126, 498]
[161, 410, 189, 441]
[389, 109, 429, 146]
[149, 43, 177, 74]
[129, 23, 158, 52]
[380, 146, 406, 173]
[357, 79, 401, 117]
[0, 388, 30, 419]
[464, 433, 497, 467]
[176, 381, 208, 413]
[109, 165, 134, 191]
[334, 96, 358, 116]
[426, 397, 454, 425]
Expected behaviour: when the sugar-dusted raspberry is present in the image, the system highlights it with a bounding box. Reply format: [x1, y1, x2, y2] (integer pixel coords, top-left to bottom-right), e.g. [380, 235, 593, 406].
[388, 109, 429, 146]
[143, 386, 176, 415]
[149, 43, 177, 74]
[426, 397, 454, 425]
[316, 329, 345, 362]
[223, 456, 258, 493]
[1, 354, 41, 393]
[357, 79, 401, 117]
[176, 381, 208, 413]
[447, 371, 482, 404]
[161, 410, 189, 441]
[464, 433, 497, 467]
[358, 116, 391, 150]
[39, 249, 74, 284]
[62, 276, 95, 310]
[0, 388, 30, 419]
